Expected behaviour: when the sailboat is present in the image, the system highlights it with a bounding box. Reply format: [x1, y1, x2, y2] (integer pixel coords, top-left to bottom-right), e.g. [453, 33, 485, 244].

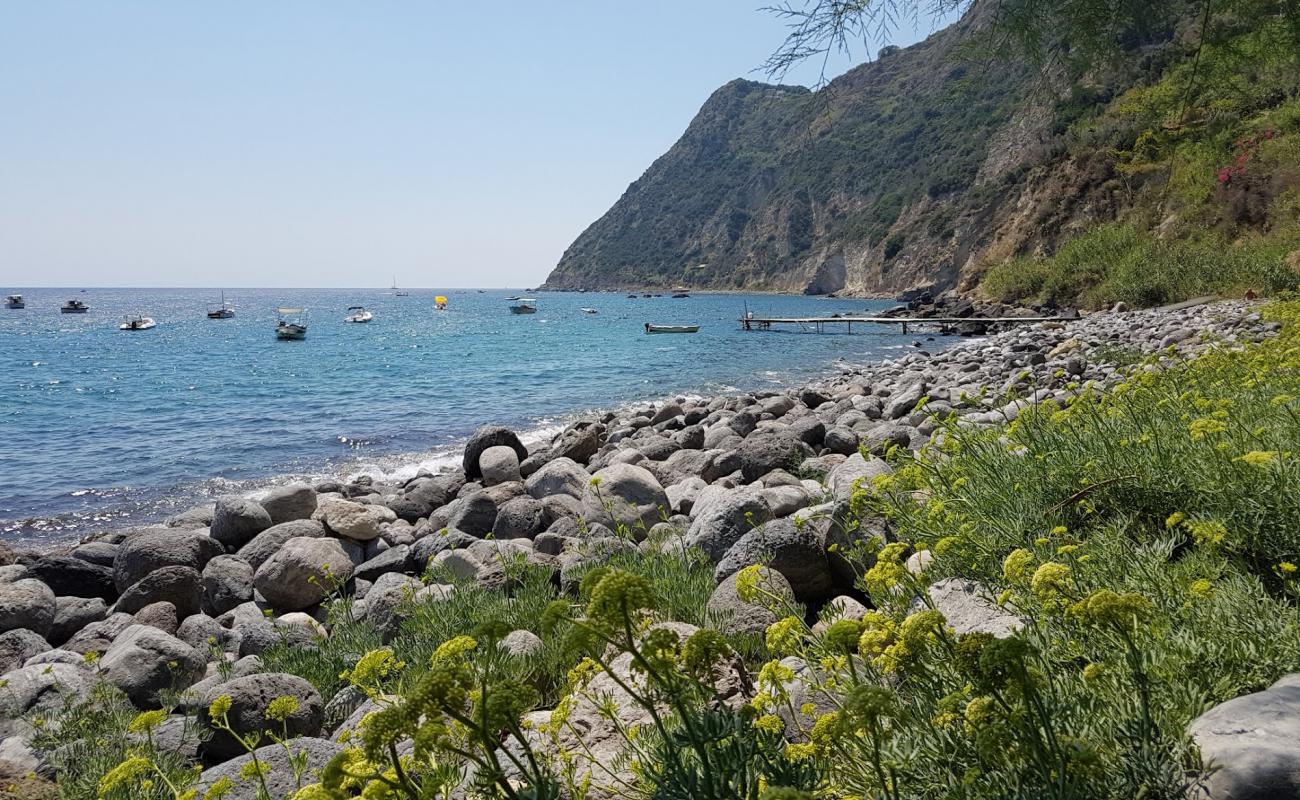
[207, 292, 235, 319]
[391, 276, 409, 297]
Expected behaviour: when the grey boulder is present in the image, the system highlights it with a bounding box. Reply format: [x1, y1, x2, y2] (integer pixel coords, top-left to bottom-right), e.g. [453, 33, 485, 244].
[737, 430, 812, 483]
[98, 624, 206, 707]
[1188, 674, 1300, 800]
[259, 482, 318, 525]
[192, 738, 344, 800]
[210, 495, 273, 549]
[686, 487, 772, 563]
[114, 566, 202, 618]
[0, 579, 56, 637]
[200, 672, 324, 760]
[464, 425, 528, 479]
[113, 529, 223, 593]
[253, 537, 355, 611]
[714, 516, 834, 602]
[202, 555, 255, 617]
[706, 567, 797, 637]
[581, 463, 669, 535]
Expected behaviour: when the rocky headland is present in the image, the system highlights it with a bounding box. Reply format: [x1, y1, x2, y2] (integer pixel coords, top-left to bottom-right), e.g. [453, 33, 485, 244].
[0, 298, 1294, 798]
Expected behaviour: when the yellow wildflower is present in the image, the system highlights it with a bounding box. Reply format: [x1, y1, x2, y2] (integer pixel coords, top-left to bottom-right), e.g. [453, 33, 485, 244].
[1234, 450, 1278, 466]
[1029, 562, 1072, 599]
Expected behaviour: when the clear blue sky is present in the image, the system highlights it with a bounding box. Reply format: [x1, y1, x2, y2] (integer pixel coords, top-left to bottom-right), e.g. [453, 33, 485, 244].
[0, 2, 953, 289]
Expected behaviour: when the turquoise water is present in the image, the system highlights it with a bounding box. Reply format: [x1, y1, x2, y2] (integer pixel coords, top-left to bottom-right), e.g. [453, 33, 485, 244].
[0, 288, 924, 545]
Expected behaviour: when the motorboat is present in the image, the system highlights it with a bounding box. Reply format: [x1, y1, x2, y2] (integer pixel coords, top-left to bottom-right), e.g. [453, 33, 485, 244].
[672, 291, 690, 298]
[509, 298, 538, 314]
[119, 315, 156, 331]
[345, 306, 373, 323]
[61, 299, 89, 314]
[581, 307, 599, 314]
[644, 324, 700, 334]
[434, 295, 447, 310]
[5, 295, 23, 309]
[276, 307, 308, 339]
[207, 292, 235, 319]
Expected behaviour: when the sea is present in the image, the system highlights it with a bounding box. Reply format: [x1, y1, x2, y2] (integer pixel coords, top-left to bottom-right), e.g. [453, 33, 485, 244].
[0, 288, 936, 547]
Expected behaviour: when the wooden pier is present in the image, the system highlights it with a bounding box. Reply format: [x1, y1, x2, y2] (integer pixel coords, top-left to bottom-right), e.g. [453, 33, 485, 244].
[738, 314, 1066, 334]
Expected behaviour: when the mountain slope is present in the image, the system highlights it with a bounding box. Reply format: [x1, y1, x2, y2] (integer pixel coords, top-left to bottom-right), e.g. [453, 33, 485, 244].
[542, 6, 1300, 301]
[543, 8, 1038, 294]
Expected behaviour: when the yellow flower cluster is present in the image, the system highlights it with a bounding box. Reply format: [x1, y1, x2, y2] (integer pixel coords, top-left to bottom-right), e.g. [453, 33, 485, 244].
[1029, 562, 1072, 599]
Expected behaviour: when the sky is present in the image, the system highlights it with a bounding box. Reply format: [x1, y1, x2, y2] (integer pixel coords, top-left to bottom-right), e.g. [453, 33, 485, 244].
[0, 2, 955, 289]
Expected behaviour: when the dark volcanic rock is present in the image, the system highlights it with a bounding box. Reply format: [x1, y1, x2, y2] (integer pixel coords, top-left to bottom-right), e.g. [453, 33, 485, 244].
[463, 425, 528, 479]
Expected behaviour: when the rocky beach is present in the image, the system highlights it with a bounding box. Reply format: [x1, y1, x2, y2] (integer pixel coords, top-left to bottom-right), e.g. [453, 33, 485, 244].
[0, 298, 1293, 799]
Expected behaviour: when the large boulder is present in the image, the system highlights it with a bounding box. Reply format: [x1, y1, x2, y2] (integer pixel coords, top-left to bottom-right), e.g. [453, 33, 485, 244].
[114, 566, 202, 618]
[463, 426, 528, 479]
[525, 457, 591, 501]
[386, 475, 460, 522]
[28, 555, 115, 601]
[737, 431, 812, 483]
[259, 482, 318, 525]
[200, 672, 324, 760]
[884, 381, 926, 419]
[581, 463, 669, 535]
[191, 738, 344, 800]
[113, 529, 222, 593]
[479, 445, 523, 486]
[531, 621, 748, 794]
[686, 487, 772, 563]
[0, 629, 50, 674]
[0, 663, 91, 727]
[237, 519, 325, 569]
[48, 596, 107, 646]
[714, 516, 834, 602]
[359, 572, 423, 641]
[210, 495, 273, 549]
[0, 579, 56, 637]
[61, 611, 134, 655]
[1189, 674, 1300, 800]
[313, 496, 395, 542]
[826, 453, 892, 501]
[492, 496, 547, 539]
[445, 493, 499, 537]
[919, 578, 1021, 638]
[98, 624, 206, 707]
[551, 425, 602, 465]
[706, 567, 797, 638]
[202, 555, 255, 617]
[253, 537, 355, 612]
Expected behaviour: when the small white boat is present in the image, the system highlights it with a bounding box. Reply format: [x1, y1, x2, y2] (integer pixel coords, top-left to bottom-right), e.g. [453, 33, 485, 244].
[644, 323, 700, 334]
[581, 307, 599, 314]
[276, 307, 308, 340]
[61, 299, 89, 314]
[120, 315, 156, 331]
[509, 298, 538, 315]
[5, 295, 24, 309]
[391, 276, 408, 297]
[345, 306, 373, 323]
[207, 291, 235, 319]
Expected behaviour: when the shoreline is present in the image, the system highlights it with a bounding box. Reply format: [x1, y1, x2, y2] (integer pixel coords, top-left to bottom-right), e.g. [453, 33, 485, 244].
[29, 296, 1266, 556]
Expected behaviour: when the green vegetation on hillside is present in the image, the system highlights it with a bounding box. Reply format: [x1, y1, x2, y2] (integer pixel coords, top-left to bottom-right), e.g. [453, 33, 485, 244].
[980, 223, 1298, 307]
[979, 7, 1300, 308]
